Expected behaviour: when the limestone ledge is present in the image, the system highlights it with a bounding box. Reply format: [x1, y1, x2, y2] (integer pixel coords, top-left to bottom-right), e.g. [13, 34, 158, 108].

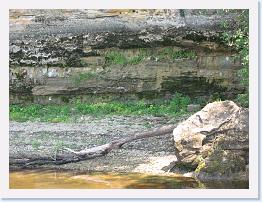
[9, 9, 244, 103]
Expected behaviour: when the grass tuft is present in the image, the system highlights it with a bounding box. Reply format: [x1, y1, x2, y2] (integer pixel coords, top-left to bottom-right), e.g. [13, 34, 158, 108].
[104, 48, 197, 66]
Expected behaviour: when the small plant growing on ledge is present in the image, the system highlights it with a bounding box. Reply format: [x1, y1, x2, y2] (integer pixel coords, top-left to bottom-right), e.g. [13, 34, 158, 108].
[105, 50, 148, 66]
[171, 50, 197, 60]
[127, 54, 145, 65]
[105, 51, 127, 65]
[105, 48, 197, 66]
[159, 48, 197, 61]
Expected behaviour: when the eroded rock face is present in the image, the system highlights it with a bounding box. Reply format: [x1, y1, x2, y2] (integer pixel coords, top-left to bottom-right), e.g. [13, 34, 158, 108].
[9, 9, 245, 103]
[173, 101, 248, 180]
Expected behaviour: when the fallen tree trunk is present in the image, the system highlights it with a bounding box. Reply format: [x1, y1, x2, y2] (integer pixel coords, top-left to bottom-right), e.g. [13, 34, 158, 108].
[10, 124, 176, 168]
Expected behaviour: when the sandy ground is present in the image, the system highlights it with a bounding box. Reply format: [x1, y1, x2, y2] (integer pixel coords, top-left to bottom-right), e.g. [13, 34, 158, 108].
[9, 115, 189, 174]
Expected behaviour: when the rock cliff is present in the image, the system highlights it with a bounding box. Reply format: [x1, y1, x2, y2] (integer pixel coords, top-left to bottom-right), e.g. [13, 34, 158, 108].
[9, 9, 244, 104]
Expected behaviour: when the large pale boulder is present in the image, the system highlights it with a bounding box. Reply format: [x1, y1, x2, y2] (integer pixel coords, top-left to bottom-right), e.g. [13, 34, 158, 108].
[173, 101, 248, 180]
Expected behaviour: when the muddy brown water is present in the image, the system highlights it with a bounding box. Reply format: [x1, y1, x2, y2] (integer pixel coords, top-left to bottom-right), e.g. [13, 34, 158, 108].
[9, 169, 248, 189]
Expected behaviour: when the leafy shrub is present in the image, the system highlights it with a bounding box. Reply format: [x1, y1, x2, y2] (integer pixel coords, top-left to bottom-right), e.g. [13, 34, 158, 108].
[221, 10, 249, 107]
[169, 93, 191, 113]
[236, 93, 248, 108]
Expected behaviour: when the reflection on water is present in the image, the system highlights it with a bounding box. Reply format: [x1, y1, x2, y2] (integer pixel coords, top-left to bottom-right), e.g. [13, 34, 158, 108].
[9, 169, 248, 189]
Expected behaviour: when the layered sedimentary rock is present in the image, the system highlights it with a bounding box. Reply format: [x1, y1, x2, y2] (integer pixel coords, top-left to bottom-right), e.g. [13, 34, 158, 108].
[9, 9, 244, 104]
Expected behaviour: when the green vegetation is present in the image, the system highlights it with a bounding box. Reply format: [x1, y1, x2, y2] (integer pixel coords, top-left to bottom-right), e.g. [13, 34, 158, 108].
[105, 49, 147, 66]
[236, 93, 248, 108]
[158, 48, 197, 61]
[10, 93, 192, 122]
[10, 104, 70, 122]
[194, 155, 206, 174]
[105, 51, 128, 65]
[221, 10, 248, 107]
[31, 139, 41, 151]
[105, 48, 197, 66]
[128, 54, 145, 65]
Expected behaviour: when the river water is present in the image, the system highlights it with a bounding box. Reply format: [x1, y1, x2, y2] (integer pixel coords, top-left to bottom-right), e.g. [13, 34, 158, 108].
[9, 169, 248, 189]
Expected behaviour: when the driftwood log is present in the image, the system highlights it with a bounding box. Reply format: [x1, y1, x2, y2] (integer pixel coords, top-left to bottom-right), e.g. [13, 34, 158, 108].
[10, 124, 176, 168]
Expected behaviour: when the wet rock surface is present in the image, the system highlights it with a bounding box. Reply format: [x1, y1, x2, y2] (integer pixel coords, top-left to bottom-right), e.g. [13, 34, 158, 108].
[172, 101, 249, 181]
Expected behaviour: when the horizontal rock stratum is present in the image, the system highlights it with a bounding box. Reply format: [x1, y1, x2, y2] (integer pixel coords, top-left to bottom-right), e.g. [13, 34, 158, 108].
[9, 9, 245, 104]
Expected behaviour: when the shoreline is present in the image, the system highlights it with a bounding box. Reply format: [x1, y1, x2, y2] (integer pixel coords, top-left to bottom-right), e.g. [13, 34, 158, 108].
[9, 113, 249, 187]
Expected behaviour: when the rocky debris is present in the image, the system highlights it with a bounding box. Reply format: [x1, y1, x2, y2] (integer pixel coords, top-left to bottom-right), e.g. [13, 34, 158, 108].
[172, 101, 248, 180]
